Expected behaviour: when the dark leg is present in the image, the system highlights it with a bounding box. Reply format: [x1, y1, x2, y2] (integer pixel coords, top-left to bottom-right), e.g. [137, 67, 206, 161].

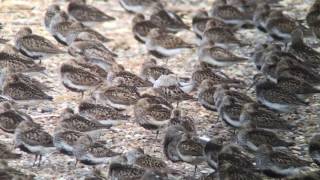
[37, 155, 42, 167]
[176, 101, 180, 108]
[33, 155, 38, 166]
[155, 130, 159, 140]
[194, 165, 197, 177]
[81, 92, 84, 99]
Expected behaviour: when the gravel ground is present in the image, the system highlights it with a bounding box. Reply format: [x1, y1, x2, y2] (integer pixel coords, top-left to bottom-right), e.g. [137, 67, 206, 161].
[0, 0, 319, 179]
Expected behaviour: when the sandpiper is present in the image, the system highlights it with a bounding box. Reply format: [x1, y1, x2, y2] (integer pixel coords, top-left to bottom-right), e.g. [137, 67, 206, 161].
[190, 62, 242, 90]
[259, 50, 308, 76]
[0, 52, 45, 73]
[49, 11, 110, 46]
[150, 3, 189, 33]
[15, 27, 64, 61]
[275, 58, 320, 87]
[237, 126, 294, 152]
[163, 125, 184, 163]
[169, 109, 196, 133]
[78, 100, 130, 125]
[217, 95, 245, 128]
[197, 79, 219, 111]
[60, 63, 104, 97]
[198, 44, 248, 67]
[218, 143, 255, 170]
[49, 11, 84, 45]
[108, 64, 152, 87]
[201, 20, 248, 48]
[176, 133, 205, 175]
[134, 97, 171, 137]
[59, 108, 112, 132]
[214, 84, 253, 108]
[140, 59, 174, 84]
[192, 10, 210, 39]
[14, 120, 56, 166]
[73, 134, 122, 166]
[192, 10, 229, 39]
[2, 75, 53, 104]
[125, 148, 174, 174]
[154, 84, 194, 105]
[44, 4, 61, 32]
[65, 24, 112, 45]
[108, 162, 145, 180]
[209, 0, 252, 28]
[9, 73, 51, 92]
[145, 28, 194, 59]
[289, 29, 320, 69]
[68, 33, 117, 71]
[67, 0, 115, 26]
[256, 144, 311, 178]
[132, 14, 158, 43]
[240, 102, 294, 130]
[70, 58, 108, 79]
[252, 43, 280, 70]
[254, 77, 309, 112]
[140, 93, 173, 109]
[73, 28, 113, 44]
[277, 76, 320, 101]
[309, 133, 320, 166]
[0, 102, 33, 133]
[265, 11, 307, 42]
[92, 77, 141, 109]
[53, 129, 84, 156]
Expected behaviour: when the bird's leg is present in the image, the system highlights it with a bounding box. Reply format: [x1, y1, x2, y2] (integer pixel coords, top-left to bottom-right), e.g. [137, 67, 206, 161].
[155, 130, 159, 140]
[37, 155, 42, 167]
[176, 101, 180, 108]
[193, 165, 197, 177]
[75, 160, 78, 167]
[81, 92, 84, 99]
[33, 155, 38, 166]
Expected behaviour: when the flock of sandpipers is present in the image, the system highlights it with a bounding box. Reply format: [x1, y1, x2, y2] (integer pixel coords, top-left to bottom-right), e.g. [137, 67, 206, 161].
[2, 0, 320, 179]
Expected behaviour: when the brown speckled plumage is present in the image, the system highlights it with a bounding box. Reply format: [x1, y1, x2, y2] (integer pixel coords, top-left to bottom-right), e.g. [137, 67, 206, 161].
[67, 1, 115, 24]
[0, 52, 45, 73]
[59, 108, 112, 132]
